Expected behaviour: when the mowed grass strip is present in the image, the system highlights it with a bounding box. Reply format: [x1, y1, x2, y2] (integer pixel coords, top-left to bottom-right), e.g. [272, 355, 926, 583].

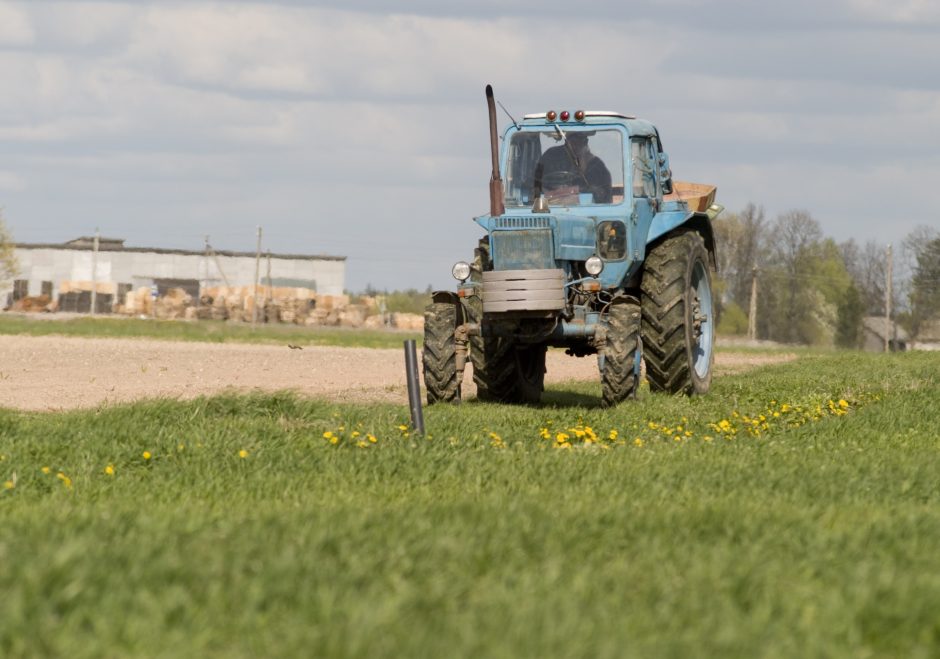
[1, 351, 938, 657]
[0, 314, 420, 349]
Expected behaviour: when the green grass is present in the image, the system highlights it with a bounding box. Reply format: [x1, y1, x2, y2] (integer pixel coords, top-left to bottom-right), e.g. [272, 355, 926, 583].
[0, 314, 420, 349]
[1, 351, 939, 657]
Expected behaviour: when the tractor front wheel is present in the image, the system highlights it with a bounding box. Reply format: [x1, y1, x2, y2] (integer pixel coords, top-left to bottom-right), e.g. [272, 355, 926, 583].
[640, 231, 714, 395]
[422, 302, 461, 404]
[601, 298, 641, 407]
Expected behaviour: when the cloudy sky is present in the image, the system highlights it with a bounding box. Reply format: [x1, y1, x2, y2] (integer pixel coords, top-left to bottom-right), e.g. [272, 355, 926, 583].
[1, 1, 938, 291]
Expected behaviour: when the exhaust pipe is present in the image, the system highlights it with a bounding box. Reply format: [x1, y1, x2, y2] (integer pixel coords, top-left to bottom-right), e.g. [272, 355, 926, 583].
[486, 84, 505, 217]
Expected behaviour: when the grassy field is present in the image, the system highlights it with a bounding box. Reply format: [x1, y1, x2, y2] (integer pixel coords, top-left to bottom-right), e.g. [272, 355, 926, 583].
[1, 350, 939, 657]
[0, 313, 420, 349]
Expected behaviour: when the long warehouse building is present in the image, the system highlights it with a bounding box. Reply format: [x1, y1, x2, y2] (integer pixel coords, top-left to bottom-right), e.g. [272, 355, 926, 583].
[5, 236, 346, 312]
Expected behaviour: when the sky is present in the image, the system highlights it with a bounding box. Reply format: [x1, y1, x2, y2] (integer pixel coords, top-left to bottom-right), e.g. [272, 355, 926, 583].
[1, 1, 939, 292]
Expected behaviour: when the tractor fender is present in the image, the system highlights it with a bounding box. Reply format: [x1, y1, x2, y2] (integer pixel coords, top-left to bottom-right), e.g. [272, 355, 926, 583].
[645, 211, 719, 272]
[431, 290, 460, 306]
[430, 290, 467, 326]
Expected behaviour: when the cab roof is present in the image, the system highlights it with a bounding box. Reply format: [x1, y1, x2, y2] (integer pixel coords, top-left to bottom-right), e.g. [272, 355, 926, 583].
[519, 111, 659, 138]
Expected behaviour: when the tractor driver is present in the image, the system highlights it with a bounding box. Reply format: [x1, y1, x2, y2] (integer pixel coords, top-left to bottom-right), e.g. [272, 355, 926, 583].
[536, 131, 612, 204]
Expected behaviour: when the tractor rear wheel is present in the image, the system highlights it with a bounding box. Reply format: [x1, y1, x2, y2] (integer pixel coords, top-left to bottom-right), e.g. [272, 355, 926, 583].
[601, 298, 641, 407]
[640, 231, 714, 395]
[422, 302, 461, 404]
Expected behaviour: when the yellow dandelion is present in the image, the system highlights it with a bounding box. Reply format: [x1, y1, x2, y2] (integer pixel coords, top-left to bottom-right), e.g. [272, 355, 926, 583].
[238, 449, 249, 459]
[330, 436, 340, 445]
[351, 430, 360, 438]
[56, 472, 72, 488]
[367, 433, 377, 443]
[838, 399, 849, 409]
[398, 424, 409, 432]
[3, 480, 14, 490]
[634, 438, 644, 447]
[703, 435, 714, 442]
[356, 440, 368, 448]
[323, 431, 335, 440]
[608, 429, 619, 440]
[41, 466, 51, 474]
[104, 464, 115, 476]
[555, 432, 570, 444]
[142, 451, 152, 460]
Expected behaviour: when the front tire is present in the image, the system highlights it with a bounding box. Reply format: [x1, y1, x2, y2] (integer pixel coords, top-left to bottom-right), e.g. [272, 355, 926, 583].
[601, 298, 641, 407]
[640, 231, 715, 395]
[423, 302, 461, 404]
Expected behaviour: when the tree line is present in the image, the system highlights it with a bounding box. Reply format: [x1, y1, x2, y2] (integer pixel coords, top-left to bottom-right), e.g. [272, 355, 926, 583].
[712, 204, 940, 347]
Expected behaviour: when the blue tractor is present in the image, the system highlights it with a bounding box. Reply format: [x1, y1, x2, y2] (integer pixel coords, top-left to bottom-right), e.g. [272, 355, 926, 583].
[423, 85, 723, 406]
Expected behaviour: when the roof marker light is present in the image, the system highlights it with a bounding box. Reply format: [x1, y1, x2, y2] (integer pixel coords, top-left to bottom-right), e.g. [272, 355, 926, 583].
[560, 110, 570, 121]
[574, 110, 585, 121]
[546, 110, 557, 121]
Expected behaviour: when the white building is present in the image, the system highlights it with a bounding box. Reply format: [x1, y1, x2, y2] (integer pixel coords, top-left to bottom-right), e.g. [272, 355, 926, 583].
[6, 237, 345, 312]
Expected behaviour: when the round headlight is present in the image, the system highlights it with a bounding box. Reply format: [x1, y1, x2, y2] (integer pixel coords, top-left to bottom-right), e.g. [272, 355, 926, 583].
[585, 256, 604, 276]
[451, 261, 471, 282]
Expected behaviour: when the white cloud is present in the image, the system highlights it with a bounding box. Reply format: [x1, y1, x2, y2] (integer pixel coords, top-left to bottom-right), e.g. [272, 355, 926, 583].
[0, 4, 34, 45]
[0, 170, 27, 191]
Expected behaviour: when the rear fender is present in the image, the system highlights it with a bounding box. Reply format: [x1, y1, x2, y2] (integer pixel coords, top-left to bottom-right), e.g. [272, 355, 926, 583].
[645, 212, 718, 271]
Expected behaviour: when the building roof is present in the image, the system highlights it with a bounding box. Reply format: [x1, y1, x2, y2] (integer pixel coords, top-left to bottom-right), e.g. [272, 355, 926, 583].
[862, 316, 909, 342]
[15, 237, 345, 262]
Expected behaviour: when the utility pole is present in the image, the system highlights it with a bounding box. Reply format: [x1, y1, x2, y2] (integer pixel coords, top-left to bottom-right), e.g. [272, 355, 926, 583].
[265, 250, 273, 306]
[90, 228, 100, 316]
[202, 235, 210, 304]
[252, 226, 262, 328]
[885, 244, 893, 352]
[747, 266, 758, 341]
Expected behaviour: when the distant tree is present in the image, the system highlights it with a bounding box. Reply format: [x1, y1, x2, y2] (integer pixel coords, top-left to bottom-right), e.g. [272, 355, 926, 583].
[910, 235, 940, 333]
[0, 208, 18, 286]
[712, 203, 768, 311]
[835, 283, 864, 349]
[759, 211, 851, 345]
[716, 301, 749, 336]
[840, 239, 890, 315]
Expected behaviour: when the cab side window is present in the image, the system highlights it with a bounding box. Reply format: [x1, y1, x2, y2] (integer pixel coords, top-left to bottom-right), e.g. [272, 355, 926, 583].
[631, 138, 658, 198]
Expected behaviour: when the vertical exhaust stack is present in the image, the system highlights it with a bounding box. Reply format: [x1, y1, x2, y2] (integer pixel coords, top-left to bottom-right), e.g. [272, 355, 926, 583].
[486, 84, 505, 217]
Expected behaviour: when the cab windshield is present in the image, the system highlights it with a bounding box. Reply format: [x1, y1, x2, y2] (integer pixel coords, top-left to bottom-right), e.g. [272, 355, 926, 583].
[503, 129, 625, 208]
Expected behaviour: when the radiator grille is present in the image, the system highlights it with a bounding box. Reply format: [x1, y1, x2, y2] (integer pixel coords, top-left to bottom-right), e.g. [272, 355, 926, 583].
[491, 229, 555, 271]
[494, 217, 551, 229]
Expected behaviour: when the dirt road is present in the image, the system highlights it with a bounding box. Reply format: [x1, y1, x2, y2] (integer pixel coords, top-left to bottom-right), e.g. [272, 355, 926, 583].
[0, 335, 796, 411]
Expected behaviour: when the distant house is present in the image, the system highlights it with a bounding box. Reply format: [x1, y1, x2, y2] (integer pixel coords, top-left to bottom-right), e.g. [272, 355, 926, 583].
[911, 320, 940, 351]
[4, 236, 346, 313]
[861, 316, 908, 352]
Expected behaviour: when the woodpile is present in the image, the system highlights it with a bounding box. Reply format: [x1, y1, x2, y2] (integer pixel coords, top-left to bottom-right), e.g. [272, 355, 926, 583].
[13, 281, 427, 331]
[6, 295, 55, 313]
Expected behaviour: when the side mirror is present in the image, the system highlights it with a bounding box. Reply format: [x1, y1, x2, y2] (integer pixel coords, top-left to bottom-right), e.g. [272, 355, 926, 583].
[658, 153, 673, 195]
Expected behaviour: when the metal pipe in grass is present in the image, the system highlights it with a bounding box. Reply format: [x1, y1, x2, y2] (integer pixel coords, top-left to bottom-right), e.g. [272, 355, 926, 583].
[403, 339, 425, 435]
